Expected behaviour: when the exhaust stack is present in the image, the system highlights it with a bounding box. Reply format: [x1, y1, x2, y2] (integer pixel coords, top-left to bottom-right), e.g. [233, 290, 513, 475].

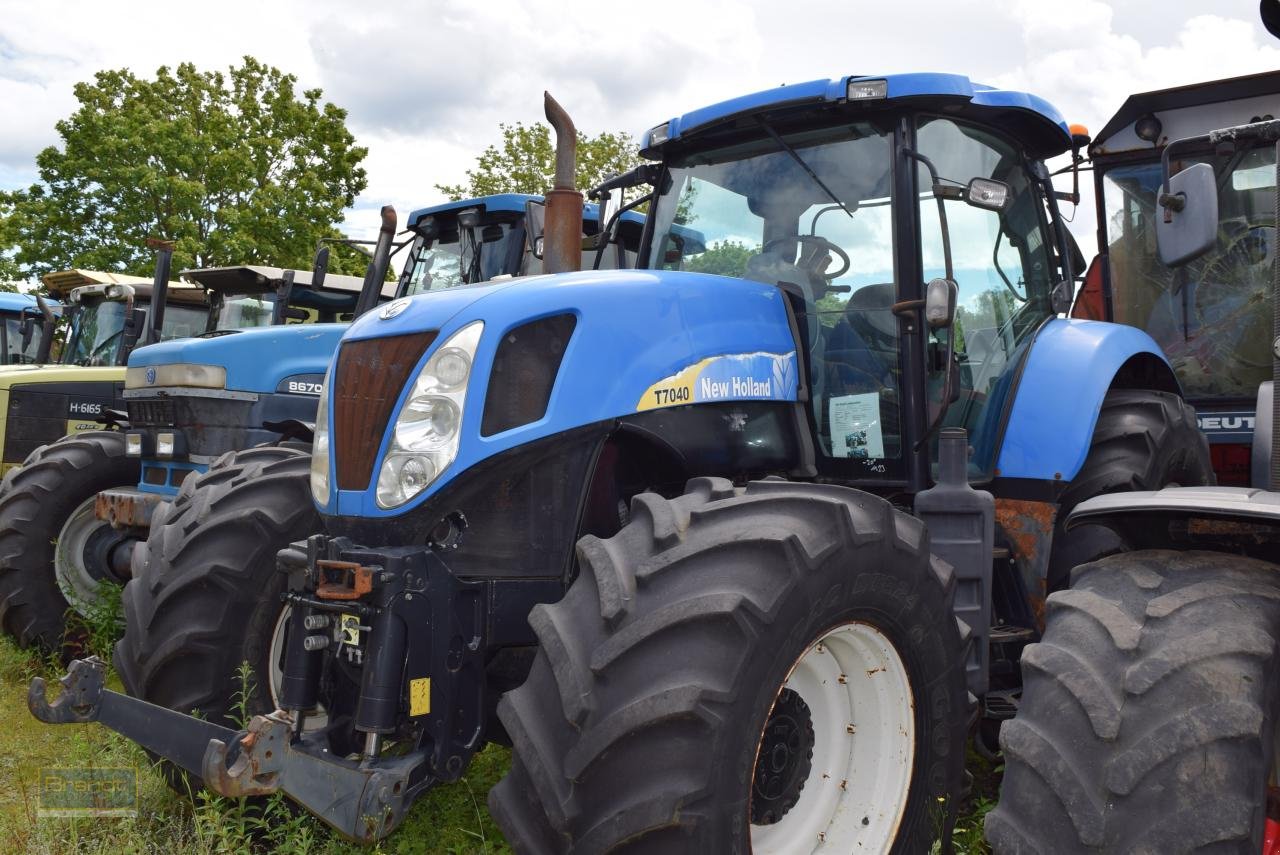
[542, 92, 583, 274]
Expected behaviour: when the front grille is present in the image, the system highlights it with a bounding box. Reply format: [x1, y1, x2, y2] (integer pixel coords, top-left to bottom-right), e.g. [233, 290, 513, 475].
[333, 331, 437, 491]
[127, 398, 175, 427]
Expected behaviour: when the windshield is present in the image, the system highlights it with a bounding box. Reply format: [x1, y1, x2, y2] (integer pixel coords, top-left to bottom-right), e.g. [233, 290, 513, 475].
[402, 221, 521, 296]
[3, 315, 41, 364]
[63, 299, 128, 366]
[647, 120, 906, 472]
[63, 299, 206, 365]
[1103, 146, 1276, 401]
[211, 292, 276, 331]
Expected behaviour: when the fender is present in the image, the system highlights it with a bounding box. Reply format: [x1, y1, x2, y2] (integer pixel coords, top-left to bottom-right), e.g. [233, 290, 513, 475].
[326, 269, 799, 517]
[995, 318, 1179, 483]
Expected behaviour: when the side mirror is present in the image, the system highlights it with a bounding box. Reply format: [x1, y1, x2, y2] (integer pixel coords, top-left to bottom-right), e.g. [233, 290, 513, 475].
[1156, 162, 1218, 266]
[18, 316, 34, 353]
[596, 189, 619, 246]
[924, 277, 958, 329]
[524, 199, 547, 260]
[311, 246, 330, 291]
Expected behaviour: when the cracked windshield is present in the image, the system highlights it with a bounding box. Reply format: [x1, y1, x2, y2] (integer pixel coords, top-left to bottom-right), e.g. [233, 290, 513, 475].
[1104, 145, 1276, 400]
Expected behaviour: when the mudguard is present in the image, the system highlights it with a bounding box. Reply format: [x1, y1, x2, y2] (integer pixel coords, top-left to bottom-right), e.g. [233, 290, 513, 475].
[995, 318, 1178, 482]
[324, 269, 799, 517]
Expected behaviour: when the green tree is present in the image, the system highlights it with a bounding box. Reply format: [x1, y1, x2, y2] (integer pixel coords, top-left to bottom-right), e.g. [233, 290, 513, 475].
[683, 239, 756, 277]
[0, 193, 23, 288]
[7, 57, 369, 278]
[437, 122, 642, 201]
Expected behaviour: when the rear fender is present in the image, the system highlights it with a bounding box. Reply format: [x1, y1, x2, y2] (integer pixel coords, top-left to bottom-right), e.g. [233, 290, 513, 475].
[996, 319, 1179, 482]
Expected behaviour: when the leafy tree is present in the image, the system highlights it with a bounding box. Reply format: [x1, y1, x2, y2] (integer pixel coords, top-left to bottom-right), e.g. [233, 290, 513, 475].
[7, 57, 369, 279]
[683, 240, 755, 277]
[437, 122, 642, 201]
[0, 194, 23, 288]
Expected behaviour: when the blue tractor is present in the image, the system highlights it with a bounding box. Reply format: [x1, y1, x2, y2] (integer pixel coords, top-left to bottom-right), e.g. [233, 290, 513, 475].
[80, 196, 643, 732]
[31, 81, 1209, 850]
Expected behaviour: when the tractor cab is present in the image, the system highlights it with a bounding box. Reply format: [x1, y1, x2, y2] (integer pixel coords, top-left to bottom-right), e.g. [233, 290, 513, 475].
[44, 271, 209, 367]
[398, 192, 646, 295]
[1078, 70, 1280, 483]
[186, 265, 383, 331]
[0, 293, 62, 365]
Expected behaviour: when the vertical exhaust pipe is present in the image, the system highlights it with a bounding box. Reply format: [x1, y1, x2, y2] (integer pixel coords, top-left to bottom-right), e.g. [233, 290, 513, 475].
[355, 205, 397, 318]
[145, 238, 175, 346]
[542, 92, 583, 274]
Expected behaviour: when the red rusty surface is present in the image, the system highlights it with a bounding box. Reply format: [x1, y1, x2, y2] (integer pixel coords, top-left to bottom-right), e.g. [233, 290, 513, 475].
[94, 488, 162, 529]
[994, 498, 1057, 629]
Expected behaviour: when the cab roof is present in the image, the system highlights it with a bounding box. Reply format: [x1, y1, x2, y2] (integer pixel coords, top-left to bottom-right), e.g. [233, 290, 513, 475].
[407, 194, 644, 233]
[640, 72, 1072, 160]
[0, 291, 59, 314]
[40, 270, 203, 305]
[182, 265, 392, 297]
[1093, 69, 1280, 154]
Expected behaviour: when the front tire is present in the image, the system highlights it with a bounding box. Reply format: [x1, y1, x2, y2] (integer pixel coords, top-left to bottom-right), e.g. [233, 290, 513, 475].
[0, 431, 138, 651]
[490, 477, 969, 853]
[116, 446, 317, 730]
[987, 550, 1280, 853]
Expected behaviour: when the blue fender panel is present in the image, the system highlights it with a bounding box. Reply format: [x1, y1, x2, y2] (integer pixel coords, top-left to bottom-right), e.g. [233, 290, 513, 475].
[995, 318, 1176, 482]
[129, 325, 349, 394]
[327, 269, 798, 518]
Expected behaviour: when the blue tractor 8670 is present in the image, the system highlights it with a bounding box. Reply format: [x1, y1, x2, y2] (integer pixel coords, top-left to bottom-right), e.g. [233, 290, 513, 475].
[33, 80, 1209, 851]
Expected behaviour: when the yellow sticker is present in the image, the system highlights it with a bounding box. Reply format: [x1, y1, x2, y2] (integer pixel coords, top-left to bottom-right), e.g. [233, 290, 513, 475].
[340, 615, 361, 646]
[66, 420, 98, 435]
[409, 678, 431, 716]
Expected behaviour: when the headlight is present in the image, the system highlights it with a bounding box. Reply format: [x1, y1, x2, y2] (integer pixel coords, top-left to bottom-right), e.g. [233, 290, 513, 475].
[375, 321, 483, 509]
[310, 368, 332, 505]
[125, 363, 227, 389]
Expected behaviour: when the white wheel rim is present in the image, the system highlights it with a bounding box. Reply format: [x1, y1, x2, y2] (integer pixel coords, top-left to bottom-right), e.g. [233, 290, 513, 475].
[750, 621, 915, 855]
[268, 604, 329, 730]
[54, 496, 118, 615]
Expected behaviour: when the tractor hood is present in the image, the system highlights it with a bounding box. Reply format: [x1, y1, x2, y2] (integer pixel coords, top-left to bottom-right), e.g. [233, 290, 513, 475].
[321, 268, 800, 517]
[128, 325, 349, 395]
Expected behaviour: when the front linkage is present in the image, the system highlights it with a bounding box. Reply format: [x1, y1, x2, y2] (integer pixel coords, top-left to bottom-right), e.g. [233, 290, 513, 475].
[31, 534, 553, 842]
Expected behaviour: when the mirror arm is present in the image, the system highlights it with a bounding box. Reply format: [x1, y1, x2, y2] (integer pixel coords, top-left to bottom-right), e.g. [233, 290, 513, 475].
[592, 190, 654, 270]
[903, 147, 953, 280]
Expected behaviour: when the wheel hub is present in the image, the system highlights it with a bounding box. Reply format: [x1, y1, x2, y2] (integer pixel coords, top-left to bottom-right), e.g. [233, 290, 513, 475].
[751, 688, 815, 825]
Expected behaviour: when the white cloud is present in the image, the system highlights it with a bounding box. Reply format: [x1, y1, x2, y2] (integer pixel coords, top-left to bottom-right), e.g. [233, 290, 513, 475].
[0, 0, 1277, 264]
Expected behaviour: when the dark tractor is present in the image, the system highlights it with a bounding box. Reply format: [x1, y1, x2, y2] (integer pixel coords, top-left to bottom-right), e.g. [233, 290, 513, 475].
[32, 80, 1208, 852]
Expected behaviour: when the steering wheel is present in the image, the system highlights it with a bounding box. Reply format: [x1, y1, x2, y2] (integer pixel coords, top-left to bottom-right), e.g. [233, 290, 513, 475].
[762, 234, 851, 282]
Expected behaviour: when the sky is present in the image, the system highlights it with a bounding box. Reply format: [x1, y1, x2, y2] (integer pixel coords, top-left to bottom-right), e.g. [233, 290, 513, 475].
[1, 0, 1278, 260]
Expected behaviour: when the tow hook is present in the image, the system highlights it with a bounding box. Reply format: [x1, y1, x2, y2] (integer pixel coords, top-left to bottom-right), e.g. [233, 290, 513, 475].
[202, 712, 292, 797]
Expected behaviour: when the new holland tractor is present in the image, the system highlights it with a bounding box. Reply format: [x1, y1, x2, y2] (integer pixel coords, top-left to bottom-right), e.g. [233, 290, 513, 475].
[0, 291, 61, 366]
[0, 195, 644, 655]
[31, 79, 1211, 851]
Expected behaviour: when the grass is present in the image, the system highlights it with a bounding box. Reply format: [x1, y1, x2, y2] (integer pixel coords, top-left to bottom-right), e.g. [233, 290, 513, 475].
[1, 625, 998, 854]
[0, 635, 511, 854]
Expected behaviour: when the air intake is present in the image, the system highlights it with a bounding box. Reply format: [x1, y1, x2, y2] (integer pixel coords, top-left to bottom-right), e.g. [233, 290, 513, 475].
[481, 314, 576, 436]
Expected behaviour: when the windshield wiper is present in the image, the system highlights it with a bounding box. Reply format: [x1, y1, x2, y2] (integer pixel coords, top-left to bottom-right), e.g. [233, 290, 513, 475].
[755, 117, 855, 219]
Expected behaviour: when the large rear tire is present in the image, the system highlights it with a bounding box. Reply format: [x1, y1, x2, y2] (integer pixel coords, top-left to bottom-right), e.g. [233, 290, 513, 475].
[986, 550, 1280, 853]
[0, 431, 138, 651]
[116, 446, 317, 730]
[490, 477, 970, 853]
[1046, 389, 1212, 592]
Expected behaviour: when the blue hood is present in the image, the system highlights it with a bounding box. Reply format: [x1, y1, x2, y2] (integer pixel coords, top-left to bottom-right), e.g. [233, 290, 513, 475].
[129, 324, 350, 393]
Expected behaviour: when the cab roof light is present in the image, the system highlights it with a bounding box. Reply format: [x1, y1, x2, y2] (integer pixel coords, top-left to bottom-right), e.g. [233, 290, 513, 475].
[846, 79, 888, 101]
